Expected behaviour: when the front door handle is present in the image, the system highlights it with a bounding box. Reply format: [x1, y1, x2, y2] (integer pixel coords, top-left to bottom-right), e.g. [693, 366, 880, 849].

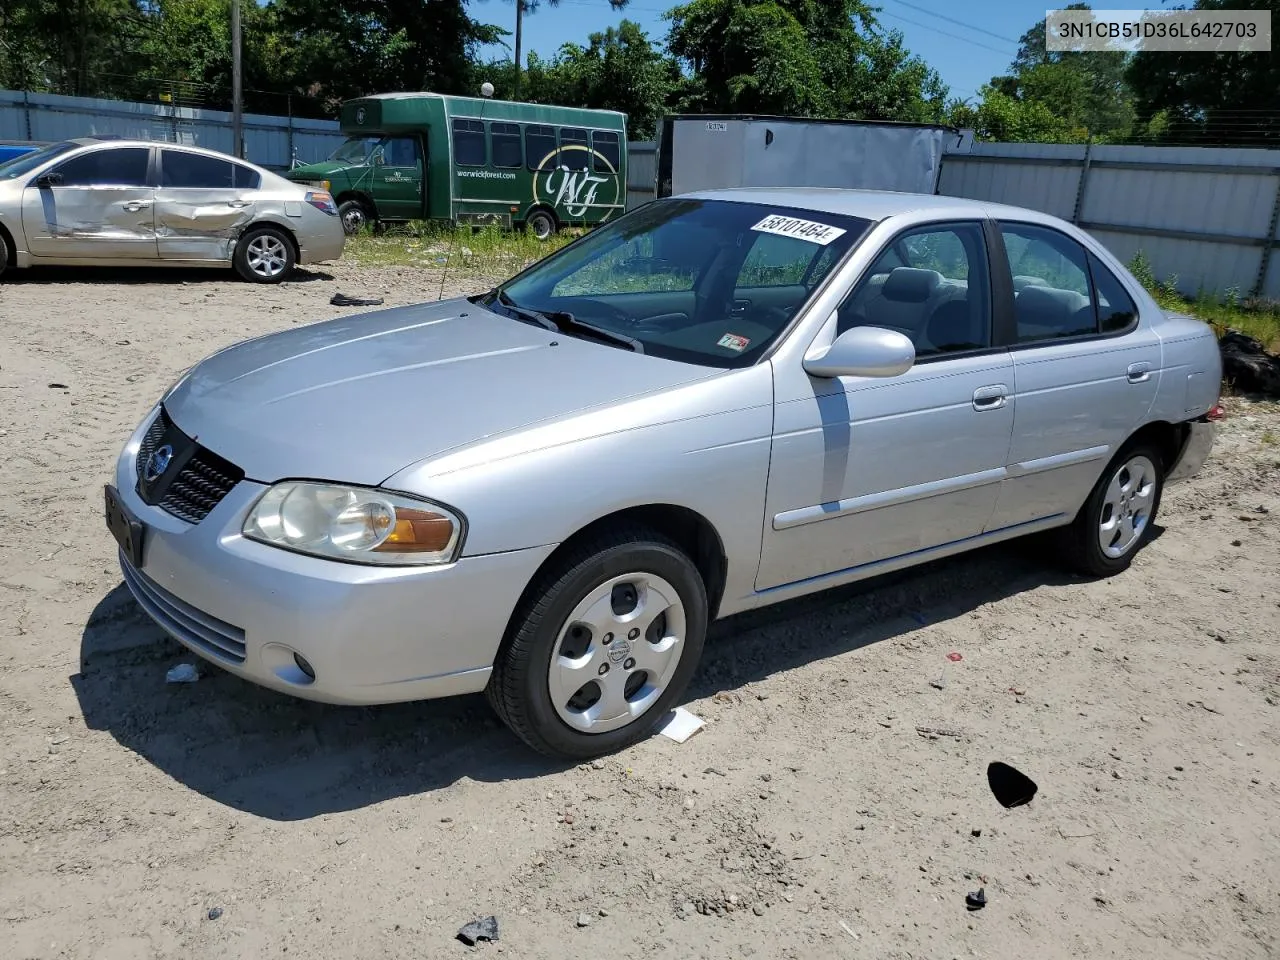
[227, 200, 250, 209]
[972, 384, 1008, 411]
[1127, 361, 1152, 384]
[122, 200, 153, 211]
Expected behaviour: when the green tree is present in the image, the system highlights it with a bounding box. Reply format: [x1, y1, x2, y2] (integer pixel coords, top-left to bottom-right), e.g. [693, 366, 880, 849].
[984, 2, 1134, 141]
[664, 0, 948, 122]
[0, 0, 148, 96]
[949, 86, 1086, 143]
[1126, 0, 1280, 145]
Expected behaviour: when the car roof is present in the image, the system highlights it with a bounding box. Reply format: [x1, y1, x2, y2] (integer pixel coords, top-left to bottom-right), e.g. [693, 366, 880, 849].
[682, 187, 1063, 227]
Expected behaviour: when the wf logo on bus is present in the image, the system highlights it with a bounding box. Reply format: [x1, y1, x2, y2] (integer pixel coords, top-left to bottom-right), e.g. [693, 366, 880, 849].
[534, 145, 619, 220]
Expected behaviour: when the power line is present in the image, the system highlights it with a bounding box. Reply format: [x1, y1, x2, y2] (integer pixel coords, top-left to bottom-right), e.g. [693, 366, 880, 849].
[884, 0, 1022, 46]
[878, 10, 1019, 59]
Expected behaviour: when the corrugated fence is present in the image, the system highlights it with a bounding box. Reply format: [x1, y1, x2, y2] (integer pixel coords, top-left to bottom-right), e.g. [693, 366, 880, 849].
[937, 141, 1280, 300]
[0, 89, 346, 170]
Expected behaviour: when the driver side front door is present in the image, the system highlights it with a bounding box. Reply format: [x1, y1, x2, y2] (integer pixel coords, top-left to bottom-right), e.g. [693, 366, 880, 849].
[757, 219, 1016, 591]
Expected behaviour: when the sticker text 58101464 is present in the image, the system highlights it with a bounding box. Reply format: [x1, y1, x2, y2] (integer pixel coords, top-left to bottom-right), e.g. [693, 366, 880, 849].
[751, 214, 847, 246]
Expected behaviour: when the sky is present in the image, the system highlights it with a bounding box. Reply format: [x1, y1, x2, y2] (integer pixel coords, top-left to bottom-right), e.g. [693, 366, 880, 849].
[470, 0, 1049, 106]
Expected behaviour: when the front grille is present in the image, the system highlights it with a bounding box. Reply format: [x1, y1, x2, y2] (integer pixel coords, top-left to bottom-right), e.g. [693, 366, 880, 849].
[135, 407, 244, 524]
[121, 559, 247, 663]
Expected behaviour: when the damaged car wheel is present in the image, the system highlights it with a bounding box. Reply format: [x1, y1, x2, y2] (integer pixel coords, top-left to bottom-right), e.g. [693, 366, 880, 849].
[234, 225, 296, 283]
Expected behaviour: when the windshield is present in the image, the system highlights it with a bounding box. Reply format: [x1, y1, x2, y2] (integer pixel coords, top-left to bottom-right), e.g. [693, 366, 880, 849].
[0, 141, 78, 180]
[329, 137, 383, 164]
[494, 198, 873, 368]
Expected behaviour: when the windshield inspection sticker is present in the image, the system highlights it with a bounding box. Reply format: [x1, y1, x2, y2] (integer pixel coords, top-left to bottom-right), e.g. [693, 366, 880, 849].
[717, 333, 751, 352]
[751, 214, 846, 246]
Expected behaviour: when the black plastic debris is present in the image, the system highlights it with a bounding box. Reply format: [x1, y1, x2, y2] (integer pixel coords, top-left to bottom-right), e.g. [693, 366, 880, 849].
[457, 916, 499, 946]
[987, 761, 1038, 808]
[207, 906, 224, 921]
[330, 293, 385, 307]
[48, 382, 68, 389]
[966, 888, 987, 911]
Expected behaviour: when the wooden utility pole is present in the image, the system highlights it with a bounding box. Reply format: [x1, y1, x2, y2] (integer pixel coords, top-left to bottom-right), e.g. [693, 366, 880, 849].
[513, 0, 523, 101]
[231, 0, 244, 157]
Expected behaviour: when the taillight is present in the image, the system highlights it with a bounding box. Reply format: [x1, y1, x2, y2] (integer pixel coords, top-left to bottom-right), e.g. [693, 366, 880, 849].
[1207, 403, 1225, 421]
[305, 190, 338, 216]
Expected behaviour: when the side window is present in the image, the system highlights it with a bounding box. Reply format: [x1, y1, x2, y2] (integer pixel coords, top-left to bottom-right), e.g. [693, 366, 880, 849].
[591, 131, 620, 173]
[232, 163, 261, 189]
[383, 137, 420, 167]
[837, 222, 992, 357]
[490, 123, 522, 169]
[1089, 253, 1139, 332]
[737, 233, 821, 288]
[452, 118, 486, 167]
[559, 127, 589, 170]
[161, 150, 235, 188]
[1001, 223, 1096, 343]
[525, 125, 557, 171]
[53, 147, 149, 187]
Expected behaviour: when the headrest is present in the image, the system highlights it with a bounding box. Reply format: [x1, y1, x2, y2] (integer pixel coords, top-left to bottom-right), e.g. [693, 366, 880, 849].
[1016, 284, 1089, 314]
[882, 267, 942, 303]
[1013, 275, 1048, 291]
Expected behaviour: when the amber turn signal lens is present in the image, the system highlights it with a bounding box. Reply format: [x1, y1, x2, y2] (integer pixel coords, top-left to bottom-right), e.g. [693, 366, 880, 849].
[374, 508, 456, 553]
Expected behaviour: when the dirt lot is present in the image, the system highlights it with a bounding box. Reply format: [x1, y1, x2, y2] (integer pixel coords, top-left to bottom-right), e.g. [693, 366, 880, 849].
[1, 260, 1278, 960]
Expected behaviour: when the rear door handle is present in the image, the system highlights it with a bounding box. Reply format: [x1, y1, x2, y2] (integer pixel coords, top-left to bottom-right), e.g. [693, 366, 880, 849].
[227, 200, 250, 208]
[972, 384, 1008, 411]
[1127, 362, 1152, 384]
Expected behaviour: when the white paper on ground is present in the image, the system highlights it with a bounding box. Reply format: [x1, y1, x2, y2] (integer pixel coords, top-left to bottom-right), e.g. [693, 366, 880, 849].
[165, 663, 199, 684]
[656, 706, 705, 743]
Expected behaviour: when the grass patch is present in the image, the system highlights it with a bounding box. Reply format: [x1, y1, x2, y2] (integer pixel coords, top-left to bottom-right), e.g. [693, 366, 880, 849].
[1128, 251, 1280, 350]
[341, 221, 580, 279]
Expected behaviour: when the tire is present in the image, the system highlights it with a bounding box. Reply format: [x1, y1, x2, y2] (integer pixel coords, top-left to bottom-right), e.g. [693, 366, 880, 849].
[338, 199, 371, 235]
[487, 527, 708, 759]
[1060, 441, 1164, 577]
[0, 229, 9, 279]
[233, 225, 296, 284]
[526, 209, 556, 241]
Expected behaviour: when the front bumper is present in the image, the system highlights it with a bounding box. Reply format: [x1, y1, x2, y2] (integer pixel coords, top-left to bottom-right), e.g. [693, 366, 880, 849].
[1166, 418, 1216, 485]
[111, 411, 554, 705]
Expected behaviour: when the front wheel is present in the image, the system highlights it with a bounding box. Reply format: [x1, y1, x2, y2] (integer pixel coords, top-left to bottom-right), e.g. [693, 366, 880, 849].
[526, 209, 557, 241]
[338, 199, 372, 235]
[487, 529, 708, 759]
[0, 229, 9, 279]
[233, 226, 296, 283]
[1060, 442, 1164, 577]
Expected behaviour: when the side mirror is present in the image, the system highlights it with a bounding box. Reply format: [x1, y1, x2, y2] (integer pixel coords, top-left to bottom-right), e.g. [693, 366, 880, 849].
[803, 325, 915, 379]
[35, 172, 63, 188]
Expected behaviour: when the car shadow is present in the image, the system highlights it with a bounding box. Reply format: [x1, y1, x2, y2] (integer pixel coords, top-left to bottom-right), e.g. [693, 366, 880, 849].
[72, 534, 1104, 822]
[9, 265, 335, 285]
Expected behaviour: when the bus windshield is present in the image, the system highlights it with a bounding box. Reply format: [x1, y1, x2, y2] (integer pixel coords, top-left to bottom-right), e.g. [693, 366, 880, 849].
[329, 137, 382, 164]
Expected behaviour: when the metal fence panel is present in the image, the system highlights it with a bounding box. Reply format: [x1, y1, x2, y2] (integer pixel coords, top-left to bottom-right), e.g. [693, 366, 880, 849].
[938, 139, 1280, 298]
[0, 89, 346, 170]
[627, 140, 656, 210]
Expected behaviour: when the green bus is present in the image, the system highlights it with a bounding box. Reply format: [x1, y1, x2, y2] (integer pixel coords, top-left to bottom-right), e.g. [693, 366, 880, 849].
[286, 93, 628, 239]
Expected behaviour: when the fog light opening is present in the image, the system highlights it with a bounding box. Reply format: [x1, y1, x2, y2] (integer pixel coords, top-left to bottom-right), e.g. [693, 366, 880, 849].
[292, 652, 316, 681]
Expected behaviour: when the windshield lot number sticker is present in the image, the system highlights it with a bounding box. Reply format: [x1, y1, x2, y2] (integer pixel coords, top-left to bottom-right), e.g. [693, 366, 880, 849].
[718, 333, 750, 352]
[751, 215, 846, 246]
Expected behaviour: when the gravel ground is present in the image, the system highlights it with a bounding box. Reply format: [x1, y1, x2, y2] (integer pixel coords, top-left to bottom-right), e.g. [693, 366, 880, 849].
[1, 260, 1278, 960]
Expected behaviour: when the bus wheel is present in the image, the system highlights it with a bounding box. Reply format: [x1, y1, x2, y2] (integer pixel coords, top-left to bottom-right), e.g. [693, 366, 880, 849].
[527, 209, 557, 241]
[338, 200, 372, 235]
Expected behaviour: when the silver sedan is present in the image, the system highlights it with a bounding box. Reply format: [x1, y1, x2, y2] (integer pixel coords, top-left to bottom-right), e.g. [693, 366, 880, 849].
[106, 188, 1222, 759]
[0, 137, 344, 282]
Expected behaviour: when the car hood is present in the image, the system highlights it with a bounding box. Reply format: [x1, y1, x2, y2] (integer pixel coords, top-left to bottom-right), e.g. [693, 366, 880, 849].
[163, 299, 719, 486]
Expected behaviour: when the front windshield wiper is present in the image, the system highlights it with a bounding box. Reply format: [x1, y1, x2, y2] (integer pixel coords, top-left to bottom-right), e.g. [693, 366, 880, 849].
[487, 289, 644, 353]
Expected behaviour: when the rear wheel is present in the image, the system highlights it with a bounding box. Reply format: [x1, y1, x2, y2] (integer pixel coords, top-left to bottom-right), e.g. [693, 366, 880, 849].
[233, 226, 296, 283]
[487, 529, 708, 759]
[526, 209, 557, 241]
[1060, 441, 1164, 577]
[0, 229, 9, 279]
[338, 199, 371, 235]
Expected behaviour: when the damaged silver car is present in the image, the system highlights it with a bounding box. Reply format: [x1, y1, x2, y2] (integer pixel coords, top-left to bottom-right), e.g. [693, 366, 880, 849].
[0, 137, 345, 282]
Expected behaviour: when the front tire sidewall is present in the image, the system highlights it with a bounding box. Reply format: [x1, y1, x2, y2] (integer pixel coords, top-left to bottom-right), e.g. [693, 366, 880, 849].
[0, 231, 9, 279]
[338, 200, 371, 235]
[1069, 442, 1164, 577]
[500, 541, 707, 759]
[233, 227, 296, 284]
[527, 211, 556, 241]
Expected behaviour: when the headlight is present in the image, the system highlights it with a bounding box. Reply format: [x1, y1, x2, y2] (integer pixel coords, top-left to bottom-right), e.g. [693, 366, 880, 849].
[243, 482, 463, 566]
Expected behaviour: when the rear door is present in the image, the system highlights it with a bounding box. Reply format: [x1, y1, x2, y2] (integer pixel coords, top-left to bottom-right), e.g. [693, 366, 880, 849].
[21, 146, 156, 259]
[989, 221, 1161, 528]
[155, 149, 261, 260]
